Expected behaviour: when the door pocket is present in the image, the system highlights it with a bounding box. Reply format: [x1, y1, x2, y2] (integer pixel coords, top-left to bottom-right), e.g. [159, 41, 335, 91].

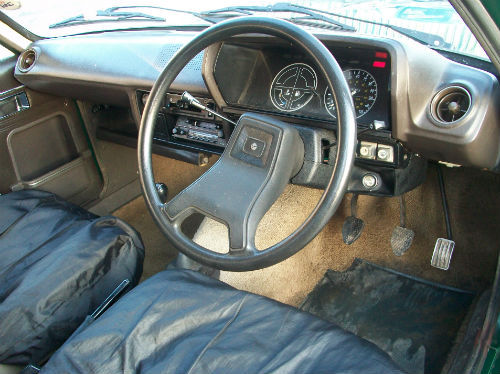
[7, 113, 79, 181]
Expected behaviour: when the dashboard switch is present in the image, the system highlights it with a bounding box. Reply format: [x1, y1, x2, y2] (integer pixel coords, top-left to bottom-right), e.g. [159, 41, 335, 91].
[362, 174, 378, 189]
[359, 141, 377, 160]
[377, 144, 394, 163]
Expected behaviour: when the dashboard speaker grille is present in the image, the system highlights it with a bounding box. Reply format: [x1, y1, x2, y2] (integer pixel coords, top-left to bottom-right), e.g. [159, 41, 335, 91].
[154, 45, 203, 72]
[431, 86, 471, 125]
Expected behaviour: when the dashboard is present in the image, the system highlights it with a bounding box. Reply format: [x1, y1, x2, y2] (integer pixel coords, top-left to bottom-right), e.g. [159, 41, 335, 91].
[12, 28, 500, 196]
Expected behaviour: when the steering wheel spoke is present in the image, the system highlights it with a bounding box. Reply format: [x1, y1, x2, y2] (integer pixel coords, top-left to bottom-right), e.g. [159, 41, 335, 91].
[161, 202, 192, 227]
[228, 248, 258, 260]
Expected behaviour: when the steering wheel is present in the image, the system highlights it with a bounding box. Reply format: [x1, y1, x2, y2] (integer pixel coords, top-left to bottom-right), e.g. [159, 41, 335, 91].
[139, 16, 356, 271]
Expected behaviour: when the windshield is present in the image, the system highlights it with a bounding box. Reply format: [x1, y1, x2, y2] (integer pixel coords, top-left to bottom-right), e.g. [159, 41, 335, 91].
[1, 0, 489, 60]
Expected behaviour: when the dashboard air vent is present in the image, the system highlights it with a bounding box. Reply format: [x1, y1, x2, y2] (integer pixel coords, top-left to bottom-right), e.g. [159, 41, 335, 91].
[18, 49, 37, 72]
[431, 86, 471, 125]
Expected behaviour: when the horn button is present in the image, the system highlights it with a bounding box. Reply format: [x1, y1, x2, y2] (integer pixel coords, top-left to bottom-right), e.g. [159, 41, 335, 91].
[230, 124, 276, 168]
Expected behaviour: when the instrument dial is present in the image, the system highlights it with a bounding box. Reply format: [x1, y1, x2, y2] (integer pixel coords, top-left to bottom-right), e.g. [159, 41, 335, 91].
[324, 69, 378, 119]
[270, 63, 317, 112]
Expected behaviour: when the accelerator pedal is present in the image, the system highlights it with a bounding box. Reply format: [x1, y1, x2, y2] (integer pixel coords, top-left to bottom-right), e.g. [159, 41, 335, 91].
[431, 238, 455, 270]
[431, 164, 455, 270]
[391, 194, 414, 256]
[342, 194, 365, 245]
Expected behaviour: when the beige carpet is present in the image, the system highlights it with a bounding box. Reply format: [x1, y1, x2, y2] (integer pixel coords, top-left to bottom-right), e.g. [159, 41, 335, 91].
[115, 155, 500, 306]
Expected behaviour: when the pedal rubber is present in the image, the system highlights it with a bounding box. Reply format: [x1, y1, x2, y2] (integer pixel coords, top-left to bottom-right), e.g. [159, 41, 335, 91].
[342, 216, 364, 245]
[431, 238, 455, 270]
[391, 226, 414, 256]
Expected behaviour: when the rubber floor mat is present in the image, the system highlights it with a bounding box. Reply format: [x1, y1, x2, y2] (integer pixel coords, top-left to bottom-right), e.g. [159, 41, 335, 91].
[300, 258, 474, 374]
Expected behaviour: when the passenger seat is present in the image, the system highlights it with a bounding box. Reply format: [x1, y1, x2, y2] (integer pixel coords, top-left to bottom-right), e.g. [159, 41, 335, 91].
[0, 190, 144, 366]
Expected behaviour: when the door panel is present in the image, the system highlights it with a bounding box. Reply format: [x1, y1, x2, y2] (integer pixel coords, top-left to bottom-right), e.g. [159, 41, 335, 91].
[0, 56, 102, 206]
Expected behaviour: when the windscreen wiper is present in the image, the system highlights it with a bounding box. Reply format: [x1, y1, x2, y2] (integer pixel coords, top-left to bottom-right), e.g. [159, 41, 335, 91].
[50, 7, 166, 29]
[199, 3, 356, 32]
[285, 3, 450, 49]
[50, 4, 356, 32]
[49, 2, 445, 48]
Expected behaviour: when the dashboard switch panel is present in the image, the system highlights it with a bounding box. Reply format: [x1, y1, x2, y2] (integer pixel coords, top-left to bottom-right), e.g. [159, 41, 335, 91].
[357, 141, 395, 164]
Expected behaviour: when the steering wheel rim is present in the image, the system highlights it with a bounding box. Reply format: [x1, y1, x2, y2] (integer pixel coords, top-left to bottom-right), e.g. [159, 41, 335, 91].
[139, 16, 357, 271]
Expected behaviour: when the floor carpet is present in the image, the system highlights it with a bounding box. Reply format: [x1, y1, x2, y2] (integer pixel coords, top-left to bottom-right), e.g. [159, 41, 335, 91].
[113, 156, 500, 305]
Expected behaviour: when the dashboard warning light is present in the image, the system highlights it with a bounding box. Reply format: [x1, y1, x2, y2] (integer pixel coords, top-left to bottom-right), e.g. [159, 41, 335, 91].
[375, 51, 388, 59]
[373, 61, 386, 68]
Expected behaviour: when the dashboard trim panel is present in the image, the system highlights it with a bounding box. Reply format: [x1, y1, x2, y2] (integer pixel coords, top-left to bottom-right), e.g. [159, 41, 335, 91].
[11, 29, 500, 170]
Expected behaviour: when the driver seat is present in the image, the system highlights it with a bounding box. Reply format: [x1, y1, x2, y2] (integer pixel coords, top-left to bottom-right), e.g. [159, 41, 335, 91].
[40, 269, 404, 373]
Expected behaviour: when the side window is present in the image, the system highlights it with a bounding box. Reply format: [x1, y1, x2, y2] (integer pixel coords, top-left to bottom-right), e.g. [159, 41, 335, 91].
[0, 44, 20, 95]
[0, 44, 15, 60]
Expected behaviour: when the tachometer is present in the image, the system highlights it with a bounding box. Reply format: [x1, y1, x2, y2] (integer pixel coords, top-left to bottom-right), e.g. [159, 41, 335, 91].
[324, 69, 377, 118]
[270, 63, 317, 112]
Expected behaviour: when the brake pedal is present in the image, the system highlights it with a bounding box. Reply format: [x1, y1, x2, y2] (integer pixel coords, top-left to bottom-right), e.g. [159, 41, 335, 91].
[391, 194, 414, 256]
[342, 194, 364, 245]
[391, 226, 415, 256]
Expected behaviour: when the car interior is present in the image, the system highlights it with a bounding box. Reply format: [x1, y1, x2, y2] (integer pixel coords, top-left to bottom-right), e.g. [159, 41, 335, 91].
[0, 1, 500, 373]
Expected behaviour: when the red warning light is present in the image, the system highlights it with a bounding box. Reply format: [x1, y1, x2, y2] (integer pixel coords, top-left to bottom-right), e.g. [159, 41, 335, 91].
[372, 61, 386, 68]
[375, 51, 388, 59]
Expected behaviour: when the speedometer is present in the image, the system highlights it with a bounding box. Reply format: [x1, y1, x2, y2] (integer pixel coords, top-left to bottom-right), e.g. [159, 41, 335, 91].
[324, 69, 378, 119]
[270, 63, 317, 112]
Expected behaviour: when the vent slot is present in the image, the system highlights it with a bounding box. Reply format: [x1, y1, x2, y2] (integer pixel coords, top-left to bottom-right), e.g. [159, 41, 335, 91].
[18, 49, 37, 72]
[431, 86, 471, 125]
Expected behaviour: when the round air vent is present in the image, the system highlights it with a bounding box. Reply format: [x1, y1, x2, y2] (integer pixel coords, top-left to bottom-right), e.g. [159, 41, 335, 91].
[431, 86, 471, 125]
[18, 48, 37, 72]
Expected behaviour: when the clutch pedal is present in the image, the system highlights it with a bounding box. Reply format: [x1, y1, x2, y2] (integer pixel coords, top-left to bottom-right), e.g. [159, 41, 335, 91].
[431, 238, 455, 270]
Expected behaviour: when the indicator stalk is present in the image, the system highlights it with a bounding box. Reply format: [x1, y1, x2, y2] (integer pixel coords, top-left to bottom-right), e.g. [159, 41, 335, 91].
[181, 91, 237, 126]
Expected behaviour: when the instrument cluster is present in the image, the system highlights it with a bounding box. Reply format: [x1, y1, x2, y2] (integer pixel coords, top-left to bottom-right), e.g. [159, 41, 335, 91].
[213, 42, 392, 129]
